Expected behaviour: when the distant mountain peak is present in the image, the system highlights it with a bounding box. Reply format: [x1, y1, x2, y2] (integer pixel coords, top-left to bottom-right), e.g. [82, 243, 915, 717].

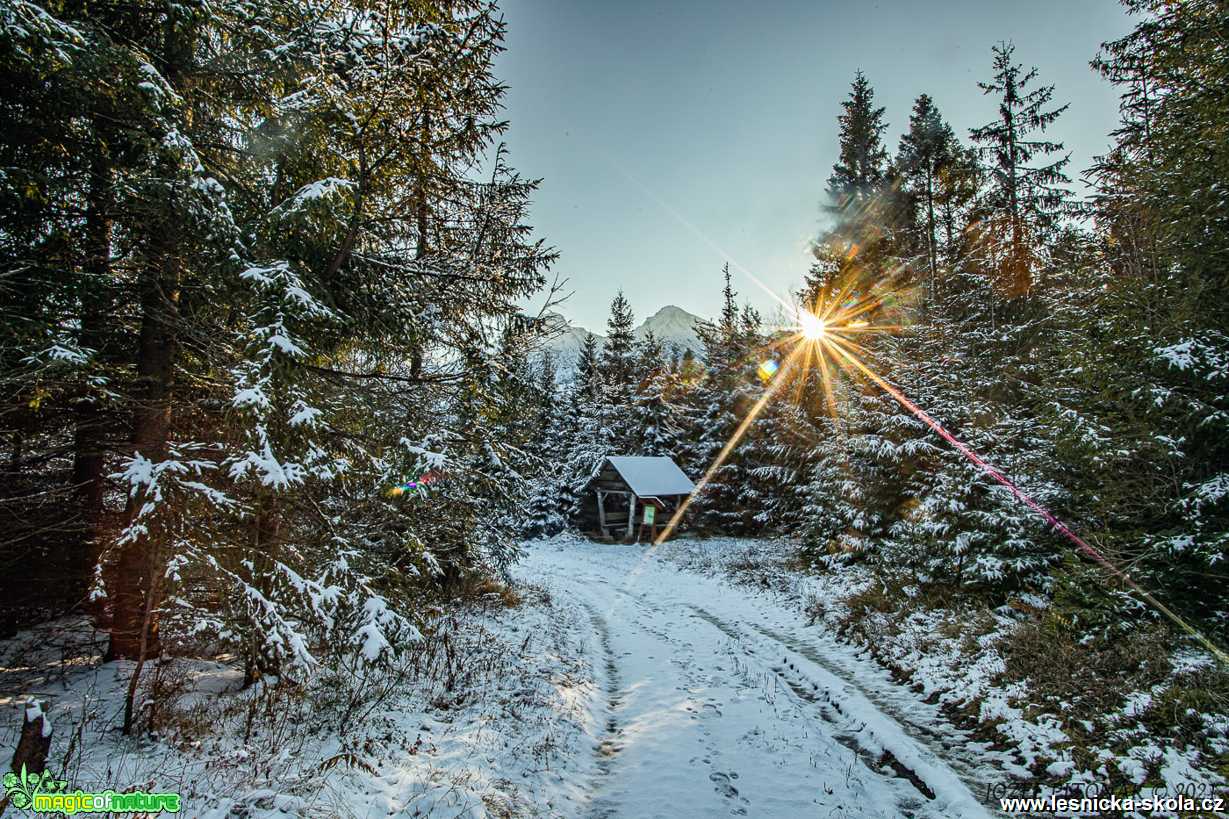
[634, 305, 702, 352]
[645, 305, 691, 320]
[541, 304, 704, 370]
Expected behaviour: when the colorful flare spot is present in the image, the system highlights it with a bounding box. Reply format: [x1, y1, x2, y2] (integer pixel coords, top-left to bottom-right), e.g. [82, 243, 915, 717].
[385, 470, 445, 498]
[757, 359, 780, 381]
[387, 481, 421, 498]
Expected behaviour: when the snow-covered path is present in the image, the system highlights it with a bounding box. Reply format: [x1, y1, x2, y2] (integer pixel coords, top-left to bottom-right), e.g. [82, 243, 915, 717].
[518, 539, 996, 819]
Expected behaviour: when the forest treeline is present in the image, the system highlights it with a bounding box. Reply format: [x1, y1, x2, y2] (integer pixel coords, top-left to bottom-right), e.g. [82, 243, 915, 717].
[528, 5, 1228, 653]
[0, 0, 561, 729]
[1, 0, 1225, 744]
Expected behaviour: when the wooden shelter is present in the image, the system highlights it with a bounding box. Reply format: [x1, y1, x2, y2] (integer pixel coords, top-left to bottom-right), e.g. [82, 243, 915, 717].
[575, 456, 696, 542]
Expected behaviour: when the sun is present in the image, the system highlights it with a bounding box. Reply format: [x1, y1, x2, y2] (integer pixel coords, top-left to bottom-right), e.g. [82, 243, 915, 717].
[799, 310, 826, 341]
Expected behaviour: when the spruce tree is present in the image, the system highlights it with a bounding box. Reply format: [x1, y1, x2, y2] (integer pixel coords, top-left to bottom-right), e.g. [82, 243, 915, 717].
[600, 290, 638, 389]
[1079, 0, 1229, 637]
[574, 333, 601, 404]
[934, 144, 983, 274]
[521, 351, 565, 538]
[534, 351, 559, 440]
[0, 0, 558, 716]
[630, 332, 683, 458]
[969, 42, 1071, 296]
[823, 71, 908, 283]
[896, 94, 957, 290]
[684, 270, 764, 533]
[597, 291, 638, 448]
[556, 333, 609, 525]
[827, 71, 890, 210]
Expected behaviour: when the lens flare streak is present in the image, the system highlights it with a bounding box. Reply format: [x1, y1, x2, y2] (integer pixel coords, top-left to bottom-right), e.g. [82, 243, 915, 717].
[653, 342, 808, 544]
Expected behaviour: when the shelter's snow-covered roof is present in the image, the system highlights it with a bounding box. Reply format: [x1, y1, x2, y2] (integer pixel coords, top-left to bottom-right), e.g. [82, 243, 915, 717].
[604, 456, 695, 497]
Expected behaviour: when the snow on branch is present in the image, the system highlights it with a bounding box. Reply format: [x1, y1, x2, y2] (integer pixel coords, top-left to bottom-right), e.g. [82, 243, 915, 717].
[1, 0, 85, 65]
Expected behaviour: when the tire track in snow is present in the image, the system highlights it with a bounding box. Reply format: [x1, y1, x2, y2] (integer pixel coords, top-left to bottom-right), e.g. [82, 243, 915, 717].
[686, 607, 930, 794]
[688, 604, 999, 816]
[608, 579, 925, 815]
[744, 621, 1000, 789]
[579, 601, 625, 819]
[577, 580, 756, 816]
[611, 579, 954, 814]
[524, 546, 991, 817]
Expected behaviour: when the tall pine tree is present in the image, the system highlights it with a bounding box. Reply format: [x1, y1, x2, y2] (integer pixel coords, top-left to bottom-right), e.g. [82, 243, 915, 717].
[969, 42, 1071, 296]
[896, 94, 958, 292]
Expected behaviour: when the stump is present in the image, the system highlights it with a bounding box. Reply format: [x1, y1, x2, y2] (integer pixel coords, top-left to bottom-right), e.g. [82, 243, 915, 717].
[11, 701, 51, 774]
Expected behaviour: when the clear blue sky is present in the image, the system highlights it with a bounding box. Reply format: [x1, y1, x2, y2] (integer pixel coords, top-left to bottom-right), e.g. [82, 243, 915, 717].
[494, 0, 1135, 331]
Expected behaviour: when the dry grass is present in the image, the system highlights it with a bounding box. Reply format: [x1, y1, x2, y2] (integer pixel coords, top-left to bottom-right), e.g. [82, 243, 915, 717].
[992, 615, 1229, 782]
[999, 616, 1173, 721]
[834, 581, 900, 643]
[462, 576, 523, 608]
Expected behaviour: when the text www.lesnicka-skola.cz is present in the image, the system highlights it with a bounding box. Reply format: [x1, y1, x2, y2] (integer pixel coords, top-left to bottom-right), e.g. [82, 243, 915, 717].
[998, 793, 1224, 815]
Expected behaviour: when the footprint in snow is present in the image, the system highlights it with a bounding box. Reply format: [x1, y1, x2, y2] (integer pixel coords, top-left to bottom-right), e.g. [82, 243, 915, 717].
[709, 770, 749, 810]
[709, 771, 739, 798]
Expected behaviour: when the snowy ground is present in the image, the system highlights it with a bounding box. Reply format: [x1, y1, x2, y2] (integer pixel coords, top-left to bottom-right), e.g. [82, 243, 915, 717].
[634, 535, 1228, 812]
[5, 535, 1220, 817]
[0, 591, 599, 818]
[515, 535, 996, 818]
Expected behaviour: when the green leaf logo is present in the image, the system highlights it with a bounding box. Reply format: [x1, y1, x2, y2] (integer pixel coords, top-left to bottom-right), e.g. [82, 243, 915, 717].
[4, 765, 35, 809]
[3, 764, 68, 809]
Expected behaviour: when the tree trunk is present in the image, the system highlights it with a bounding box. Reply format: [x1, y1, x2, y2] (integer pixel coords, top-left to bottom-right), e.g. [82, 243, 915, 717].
[106, 266, 179, 661]
[121, 564, 163, 735]
[107, 0, 193, 664]
[924, 166, 937, 301]
[409, 108, 430, 382]
[243, 498, 283, 686]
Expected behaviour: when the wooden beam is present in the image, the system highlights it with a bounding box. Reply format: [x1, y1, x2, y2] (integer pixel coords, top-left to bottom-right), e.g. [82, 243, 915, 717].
[596, 490, 607, 535]
[626, 494, 636, 541]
